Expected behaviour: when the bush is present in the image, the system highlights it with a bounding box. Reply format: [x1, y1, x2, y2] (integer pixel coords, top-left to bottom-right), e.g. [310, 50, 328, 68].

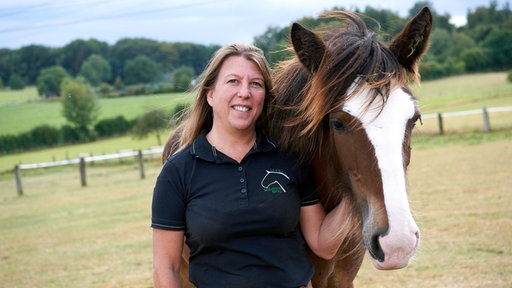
[0, 125, 60, 154]
[94, 116, 134, 137]
[507, 71, 512, 83]
[59, 125, 82, 144]
[29, 125, 60, 147]
[36, 66, 69, 97]
[172, 103, 190, 124]
[8, 74, 25, 90]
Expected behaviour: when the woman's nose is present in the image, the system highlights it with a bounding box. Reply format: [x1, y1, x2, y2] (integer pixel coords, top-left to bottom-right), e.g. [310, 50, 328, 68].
[237, 83, 251, 97]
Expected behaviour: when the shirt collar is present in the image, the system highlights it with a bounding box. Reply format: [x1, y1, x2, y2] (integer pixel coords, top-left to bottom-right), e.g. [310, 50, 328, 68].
[191, 129, 277, 163]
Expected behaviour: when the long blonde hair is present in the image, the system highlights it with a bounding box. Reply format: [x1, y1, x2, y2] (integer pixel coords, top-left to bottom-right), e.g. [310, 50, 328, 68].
[162, 43, 274, 160]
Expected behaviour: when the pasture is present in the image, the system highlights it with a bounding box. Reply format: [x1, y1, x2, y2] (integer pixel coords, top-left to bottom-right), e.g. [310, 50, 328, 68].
[0, 136, 510, 287]
[0, 72, 511, 287]
[0, 89, 191, 136]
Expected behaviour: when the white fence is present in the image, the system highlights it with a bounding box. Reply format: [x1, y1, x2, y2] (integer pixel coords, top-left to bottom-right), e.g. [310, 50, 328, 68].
[14, 146, 163, 196]
[10, 106, 512, 196]
[420, 106, 512, 134]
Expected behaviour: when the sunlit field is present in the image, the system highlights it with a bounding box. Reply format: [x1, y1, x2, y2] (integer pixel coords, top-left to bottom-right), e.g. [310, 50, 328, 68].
[1, 137, 510, 287]
[0, 72, 511, 287]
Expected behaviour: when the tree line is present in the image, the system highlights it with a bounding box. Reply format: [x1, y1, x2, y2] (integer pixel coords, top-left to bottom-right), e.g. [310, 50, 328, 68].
[254, 1, 512, 80]
[1, 1, 511, 94]
[1, 1, 511, 154]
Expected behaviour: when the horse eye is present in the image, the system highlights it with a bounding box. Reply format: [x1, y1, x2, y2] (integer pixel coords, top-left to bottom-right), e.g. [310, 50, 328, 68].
[330, 119, 348, 132]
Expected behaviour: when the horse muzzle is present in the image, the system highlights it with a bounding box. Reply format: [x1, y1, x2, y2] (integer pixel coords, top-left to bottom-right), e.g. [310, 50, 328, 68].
[368, 216, 420, 270]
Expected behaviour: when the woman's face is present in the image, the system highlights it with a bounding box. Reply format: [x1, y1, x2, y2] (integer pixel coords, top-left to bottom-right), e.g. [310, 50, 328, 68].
[207, 55, 266, 134]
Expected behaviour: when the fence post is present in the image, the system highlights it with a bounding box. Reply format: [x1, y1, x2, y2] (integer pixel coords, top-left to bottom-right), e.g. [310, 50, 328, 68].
[79, 157, 87, 187]
[14, 165, 23, 196]
[482, 107, 490, 133]
[437, 113, 444, 135]
[138, 150, 145, 179]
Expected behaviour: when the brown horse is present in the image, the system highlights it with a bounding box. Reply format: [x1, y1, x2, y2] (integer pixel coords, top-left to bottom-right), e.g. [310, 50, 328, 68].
[162, 7, 432, 288]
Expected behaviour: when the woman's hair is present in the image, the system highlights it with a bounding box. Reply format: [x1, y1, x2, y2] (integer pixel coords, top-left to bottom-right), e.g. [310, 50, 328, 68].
[168, 43, 274, 155]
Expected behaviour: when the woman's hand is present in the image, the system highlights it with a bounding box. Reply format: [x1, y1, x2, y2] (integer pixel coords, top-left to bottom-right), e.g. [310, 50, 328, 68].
[300, 200, 352, 259]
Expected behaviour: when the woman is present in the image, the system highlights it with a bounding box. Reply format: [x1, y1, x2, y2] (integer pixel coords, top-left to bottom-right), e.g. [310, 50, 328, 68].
[152, 43, 350, 288]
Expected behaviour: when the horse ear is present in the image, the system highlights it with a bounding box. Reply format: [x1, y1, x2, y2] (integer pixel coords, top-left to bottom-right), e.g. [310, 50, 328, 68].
[388, 6, 432, 75]
[291, 22, 326, 73]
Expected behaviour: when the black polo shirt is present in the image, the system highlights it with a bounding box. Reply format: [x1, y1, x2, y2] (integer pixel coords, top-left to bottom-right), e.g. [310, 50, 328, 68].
[151, 130, 319, 288]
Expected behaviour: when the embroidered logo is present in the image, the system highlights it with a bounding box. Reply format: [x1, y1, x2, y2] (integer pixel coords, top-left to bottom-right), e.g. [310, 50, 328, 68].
[261, 170, 290, 193]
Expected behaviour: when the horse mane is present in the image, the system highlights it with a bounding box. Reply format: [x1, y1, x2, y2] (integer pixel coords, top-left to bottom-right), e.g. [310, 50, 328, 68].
[268, 10, 414, 162]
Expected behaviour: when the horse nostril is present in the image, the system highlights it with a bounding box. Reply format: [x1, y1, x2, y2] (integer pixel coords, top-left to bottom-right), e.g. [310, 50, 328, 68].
[369, 233, 385, 262]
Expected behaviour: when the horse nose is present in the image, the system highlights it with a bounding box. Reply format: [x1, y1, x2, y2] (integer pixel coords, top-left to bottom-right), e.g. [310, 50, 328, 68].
[371, 222, 420, 270]
[368, 232, 385, 262]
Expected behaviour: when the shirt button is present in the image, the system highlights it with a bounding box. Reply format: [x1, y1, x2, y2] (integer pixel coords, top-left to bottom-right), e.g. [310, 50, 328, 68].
[238, 166, 243, 172]
[241, 188, 247, 193]
[240, 178, 245, 183]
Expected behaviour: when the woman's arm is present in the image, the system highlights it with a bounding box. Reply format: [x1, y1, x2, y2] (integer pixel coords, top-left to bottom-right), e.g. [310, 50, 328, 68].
[300, 200, 352, 260]
[153, 229, 185, 288]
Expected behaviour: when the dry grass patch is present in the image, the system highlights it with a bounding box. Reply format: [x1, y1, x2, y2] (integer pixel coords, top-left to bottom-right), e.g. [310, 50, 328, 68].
[354, 139, 511, 287]
[0, 139, 511, 287]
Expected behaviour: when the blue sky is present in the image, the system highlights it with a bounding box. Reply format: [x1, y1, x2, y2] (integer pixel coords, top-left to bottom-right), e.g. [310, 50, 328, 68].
[0, 0, 499, 49]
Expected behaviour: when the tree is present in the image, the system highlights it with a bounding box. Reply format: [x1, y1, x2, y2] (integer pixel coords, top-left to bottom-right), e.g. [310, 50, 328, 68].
[481, 29, 512, 70]
[12, 45, 57, 85]
[61, 78, 99, 140]
[132, 108, 169, 145]
[36, 66, 69, 97]
[8, 74, 25, 90]
[123, 55, 162, 85]
[109, 38, 162, 74]
[172, 66, 195, 92]
[78, 54, 112, 86]
[58, 39, 109, 76]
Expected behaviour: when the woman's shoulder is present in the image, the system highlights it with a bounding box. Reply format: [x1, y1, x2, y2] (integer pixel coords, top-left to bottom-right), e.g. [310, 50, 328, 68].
[164, 143, 194, 165]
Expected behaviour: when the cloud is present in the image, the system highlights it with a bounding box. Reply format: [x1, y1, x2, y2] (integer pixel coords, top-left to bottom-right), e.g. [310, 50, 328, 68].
[0, 0, 497, 49]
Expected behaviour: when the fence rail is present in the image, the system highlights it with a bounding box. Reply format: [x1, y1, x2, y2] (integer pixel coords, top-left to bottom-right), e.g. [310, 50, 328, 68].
[422, 106, 512, 119]
[10, 106, 512, 196]
[420, 106, 512, 134]
[14, 146, 163, 196]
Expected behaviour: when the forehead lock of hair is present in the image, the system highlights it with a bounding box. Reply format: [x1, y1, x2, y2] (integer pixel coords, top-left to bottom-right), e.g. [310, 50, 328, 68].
[271, 11, 408, 161]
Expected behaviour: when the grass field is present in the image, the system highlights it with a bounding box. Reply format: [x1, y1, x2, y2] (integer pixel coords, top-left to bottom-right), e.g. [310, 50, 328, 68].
[0, 72, 511, 287]
[0, 136, 510, 287]
[0, 72, 511, 136]
[0, 90, 192, 135]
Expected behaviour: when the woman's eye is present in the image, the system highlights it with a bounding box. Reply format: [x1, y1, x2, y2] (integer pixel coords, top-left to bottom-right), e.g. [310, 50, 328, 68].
[227, 79, 239, 84]
[250, 81, 263, 88]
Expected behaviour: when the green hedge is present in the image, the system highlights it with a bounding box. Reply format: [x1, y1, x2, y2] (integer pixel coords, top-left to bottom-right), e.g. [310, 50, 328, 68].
[0, 116, 135, 154]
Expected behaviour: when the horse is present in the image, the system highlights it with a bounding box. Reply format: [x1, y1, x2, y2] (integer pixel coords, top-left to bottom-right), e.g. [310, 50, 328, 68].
[162, 7, 432, 287]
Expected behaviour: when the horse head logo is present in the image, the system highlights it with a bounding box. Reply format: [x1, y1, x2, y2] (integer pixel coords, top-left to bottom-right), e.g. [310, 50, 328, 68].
[260, 170, 290, 194]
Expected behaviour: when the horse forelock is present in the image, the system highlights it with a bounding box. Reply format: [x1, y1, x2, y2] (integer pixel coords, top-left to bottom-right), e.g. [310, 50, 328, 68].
[270, 10, 412, 163]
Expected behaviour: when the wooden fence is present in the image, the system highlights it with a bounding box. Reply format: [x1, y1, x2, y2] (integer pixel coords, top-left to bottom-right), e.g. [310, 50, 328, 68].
[10, 106, 512, 196]
[13, 147, 163, 196]
[420, 106, 512, 134]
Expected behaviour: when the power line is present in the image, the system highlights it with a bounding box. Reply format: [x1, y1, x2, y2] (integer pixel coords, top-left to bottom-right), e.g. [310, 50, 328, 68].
[0, 0, 231, 34]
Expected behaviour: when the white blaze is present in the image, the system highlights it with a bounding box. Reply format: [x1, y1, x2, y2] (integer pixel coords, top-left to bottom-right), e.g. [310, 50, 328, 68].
[343, 86, 420, 269]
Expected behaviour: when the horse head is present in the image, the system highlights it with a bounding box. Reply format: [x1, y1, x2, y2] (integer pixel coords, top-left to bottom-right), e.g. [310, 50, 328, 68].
[270, 7, 432, 278]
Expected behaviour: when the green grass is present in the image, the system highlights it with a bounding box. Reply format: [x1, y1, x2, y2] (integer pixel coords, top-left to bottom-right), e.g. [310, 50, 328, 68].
[1, 72, 511, 173]
[1, 72, 511, 136]
[0, 134, 164, 173]
[410, 72, 512, 114]
[0, 86, 40, 104]
[0, 91, 192, 135]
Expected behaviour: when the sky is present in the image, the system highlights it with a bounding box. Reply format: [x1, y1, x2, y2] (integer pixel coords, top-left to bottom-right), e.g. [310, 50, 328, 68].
[0, 0, 499, 50]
